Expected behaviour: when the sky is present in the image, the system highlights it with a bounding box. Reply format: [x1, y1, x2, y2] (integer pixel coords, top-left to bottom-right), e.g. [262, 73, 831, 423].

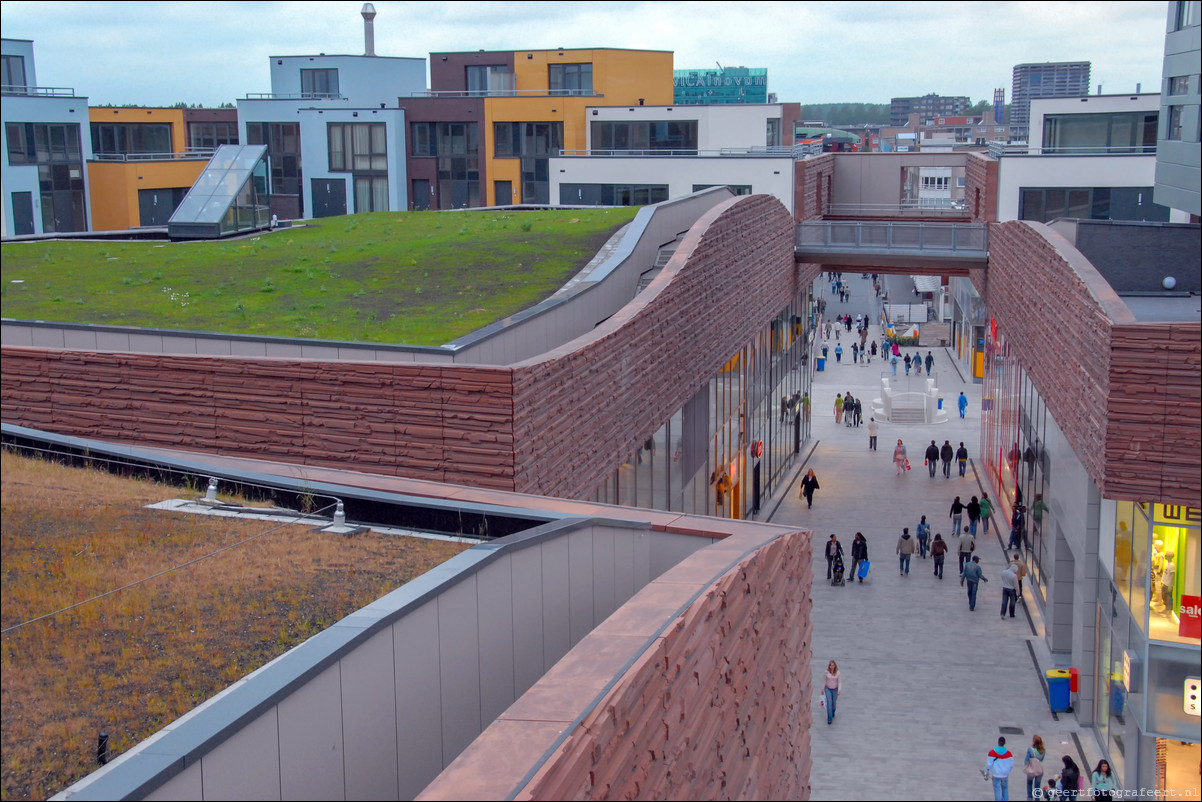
[0, 1, 1171, 108]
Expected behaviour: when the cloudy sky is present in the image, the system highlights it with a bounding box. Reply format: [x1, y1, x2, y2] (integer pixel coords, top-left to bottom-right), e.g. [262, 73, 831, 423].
[1, 1, 1170, 107]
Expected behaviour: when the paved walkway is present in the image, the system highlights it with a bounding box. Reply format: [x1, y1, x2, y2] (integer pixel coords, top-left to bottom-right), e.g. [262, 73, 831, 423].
[766, 272, 1103, 800]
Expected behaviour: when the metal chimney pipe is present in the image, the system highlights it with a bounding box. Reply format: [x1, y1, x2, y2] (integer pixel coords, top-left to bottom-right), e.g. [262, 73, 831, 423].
[362, 3, 377, 57]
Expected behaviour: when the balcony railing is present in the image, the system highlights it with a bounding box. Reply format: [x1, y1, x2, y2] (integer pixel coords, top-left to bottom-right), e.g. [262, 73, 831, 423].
[987, 143, 1157, 158]
[409, 89, 602, 98]
[242, 92, 344, 101]
[557, 145, 808, 159]
[90, 148, 216, 163]
[1, 84, 76, 97]
[826, 202, 969, 218]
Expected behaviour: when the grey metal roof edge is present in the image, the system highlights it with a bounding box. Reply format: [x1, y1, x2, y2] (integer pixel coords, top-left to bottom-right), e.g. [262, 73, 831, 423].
[0, 423, 562, 525]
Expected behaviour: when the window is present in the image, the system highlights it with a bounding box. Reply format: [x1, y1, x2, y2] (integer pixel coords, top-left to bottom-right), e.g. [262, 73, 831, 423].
[90, 122, 173, 156]
[1019, 186, 1170, 223]
[1168, 75, 1192, 95]
[2, 54, 26, 92]
[692, 184, 752, 195]
[187, 121, 239, 150]
[246, 122, 303, 198]
[328, 122, 387, 172]
[1174, 0, 1199, 30]
[548, 63, 593, 96]
[590, 121, 698, 152]
[921, 175, 950, 191]
[1167, 106, 1185, 141]
[6, 122, 83, 165]
[465, 65, 513, 95]
[766, 119, 781, 147]
[1042, 112, 1158, 154]
[353, 176, 389, 213]
[301, 68, 339, 98]
[560, 183, 669, 206]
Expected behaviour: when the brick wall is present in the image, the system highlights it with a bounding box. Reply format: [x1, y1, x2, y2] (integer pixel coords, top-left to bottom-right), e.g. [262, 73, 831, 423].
[510, 194, 798, 499]
[964, 152, 997, 223]
[793, 154, 836, 221]
[417, 527, 813, 801]
[985, 221, 1201, 506]
[0, 195, 799, 500]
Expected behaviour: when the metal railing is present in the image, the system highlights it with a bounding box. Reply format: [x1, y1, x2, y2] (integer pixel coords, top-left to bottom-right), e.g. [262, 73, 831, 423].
[797, 220, 987, 252]
[90, 148, 216, 163]
[557, 145, 807, 159]
[410, 89, 602, 98]
[987, 142, 1157, 158]
[1, 84, 76, 97]
[242, 92, 344, 101]
[826, 202, 969, 217]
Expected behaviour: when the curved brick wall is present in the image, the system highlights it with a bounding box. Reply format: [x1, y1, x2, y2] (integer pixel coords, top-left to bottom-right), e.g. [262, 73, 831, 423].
[0, 195, 797, 499]
[985, 221, 1201, 506]
[418, 527, 813, 801]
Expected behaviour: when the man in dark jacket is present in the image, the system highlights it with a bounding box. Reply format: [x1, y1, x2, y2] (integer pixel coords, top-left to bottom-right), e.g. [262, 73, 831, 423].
[825, 534, 844, 580]
[925, 440, 940, 477]
[955, 442, 969, 476]
[940, 440, 954, 478]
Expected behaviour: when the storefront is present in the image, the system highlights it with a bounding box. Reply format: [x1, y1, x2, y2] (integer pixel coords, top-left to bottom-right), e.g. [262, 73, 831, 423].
[1097, 501, 1201, 795]
[588, 290, 812, 519]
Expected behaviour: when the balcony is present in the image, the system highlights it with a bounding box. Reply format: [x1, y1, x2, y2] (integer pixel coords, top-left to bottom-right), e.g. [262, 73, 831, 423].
[90, 148, 216, 163]
[1, 84, 76, 97]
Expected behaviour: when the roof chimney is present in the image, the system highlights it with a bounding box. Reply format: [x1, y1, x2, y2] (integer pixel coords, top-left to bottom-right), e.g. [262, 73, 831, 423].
[362, 3, 377, 57]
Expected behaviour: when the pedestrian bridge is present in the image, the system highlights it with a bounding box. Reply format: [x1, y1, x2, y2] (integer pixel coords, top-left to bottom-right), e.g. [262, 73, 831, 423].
[795, 220, 988, 273]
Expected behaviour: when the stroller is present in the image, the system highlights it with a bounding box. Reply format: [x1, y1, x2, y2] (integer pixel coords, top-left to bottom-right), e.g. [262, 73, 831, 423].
[831, 553, 846, 586]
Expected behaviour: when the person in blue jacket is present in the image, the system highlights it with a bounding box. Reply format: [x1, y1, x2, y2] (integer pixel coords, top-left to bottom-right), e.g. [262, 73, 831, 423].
[958, 391, 969, 419]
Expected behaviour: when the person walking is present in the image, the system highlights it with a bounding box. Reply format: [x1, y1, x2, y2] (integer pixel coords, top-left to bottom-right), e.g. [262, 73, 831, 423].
[843, 393, 855, 427]
[1058, 755, 1082, 800]
[824, 534, 844, 581]
[940, 440, 954, 478]
[799, 469, 820, 509]
[967, 495, 982, 535]
[985, 736, 1015, 801]
[931, 533, 948, 579]
[980, 493, 994, 535]
[850, 532, 868, 583]
[958, 391, 969, 419]
[1008, 504, 1026, 550]
[925, 440, 940, 478]
[1091, 760, 1117, 801]
[851, 342, 859, 363]
[1000, 561, 1020, 619]
[916, 514, 931, 558]
[890, 353, 898, 375]
[893, 439, 908, 476]
[925, 351, 934, 374]
[834, 343, 843, 363]
[913, 351, 922, 374]
[950, 495, 965, 535]
[867, 417, 878, 451]
[1022, 735, 1046, 801]
[956, 441, 969, 477]
[896, 528, 916, 576]
[853, 397, 862, 427]
[834, 393, 843, 425]
[904, 353, 912, 375]
[958, 528, 976, 581]
[1012, 553, 1027, 601]
[823, 661, 841, 725]
[963, 554, 987, 610]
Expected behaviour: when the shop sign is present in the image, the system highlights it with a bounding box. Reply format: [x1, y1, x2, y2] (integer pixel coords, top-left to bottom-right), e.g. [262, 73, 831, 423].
[1186, 677, 1200, 717]
[1181, 594, 1201, 639]
[1153, 504, 1201, 526]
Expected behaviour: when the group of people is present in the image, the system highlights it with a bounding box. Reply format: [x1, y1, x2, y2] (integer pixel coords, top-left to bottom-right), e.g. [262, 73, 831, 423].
[986, 734, 1117, 800]
[834, 391, 863, 427]
[923, 439, 970, 478]
[894, 350, 934, 376]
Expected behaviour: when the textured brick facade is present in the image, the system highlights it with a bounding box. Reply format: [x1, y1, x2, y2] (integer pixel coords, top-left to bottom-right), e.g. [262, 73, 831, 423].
[418, 528, 813, 801]
[511, 194, 798, 498]
[793, 154, 835, 221]
[964, 152, 998, 222]
[0, 195, 799, 500]
[985, 221, 1201, 506]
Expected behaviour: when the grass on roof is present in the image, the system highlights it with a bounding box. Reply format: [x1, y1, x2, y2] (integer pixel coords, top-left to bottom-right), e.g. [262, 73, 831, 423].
[0, 208, 639, 347]
[0, 449, 471, 800]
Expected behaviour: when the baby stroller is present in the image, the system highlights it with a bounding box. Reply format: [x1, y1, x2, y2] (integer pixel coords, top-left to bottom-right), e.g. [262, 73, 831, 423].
[831, 554, 846, 586]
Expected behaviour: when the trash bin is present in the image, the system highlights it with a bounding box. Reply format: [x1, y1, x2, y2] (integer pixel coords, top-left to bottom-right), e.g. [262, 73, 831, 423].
[937, 397, 944, 410]
[1047, 669, 1071, 713]
[816, 356, 826, 372]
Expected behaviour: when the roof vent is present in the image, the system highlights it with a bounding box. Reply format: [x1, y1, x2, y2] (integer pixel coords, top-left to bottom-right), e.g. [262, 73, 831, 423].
[362, 3, 377, 57]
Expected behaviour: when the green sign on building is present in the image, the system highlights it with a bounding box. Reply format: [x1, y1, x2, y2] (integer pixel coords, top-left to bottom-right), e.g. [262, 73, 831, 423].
[673, 67, 768, 105]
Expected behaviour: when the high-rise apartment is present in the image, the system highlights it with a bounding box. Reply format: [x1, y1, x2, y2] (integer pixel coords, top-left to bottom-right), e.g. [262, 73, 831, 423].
[889, 93, 969, 127]
[1010, 61, 1091, 140]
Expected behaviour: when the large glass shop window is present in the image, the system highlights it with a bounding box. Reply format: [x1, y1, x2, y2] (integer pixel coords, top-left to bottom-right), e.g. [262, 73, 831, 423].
[1149, 504, 1200, 645]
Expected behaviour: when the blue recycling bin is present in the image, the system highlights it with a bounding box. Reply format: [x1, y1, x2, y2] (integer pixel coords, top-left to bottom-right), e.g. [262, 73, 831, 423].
[1047, 670, 1071, 713]
[816, 356, 826, 371]
[937, 397, 944, 410]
